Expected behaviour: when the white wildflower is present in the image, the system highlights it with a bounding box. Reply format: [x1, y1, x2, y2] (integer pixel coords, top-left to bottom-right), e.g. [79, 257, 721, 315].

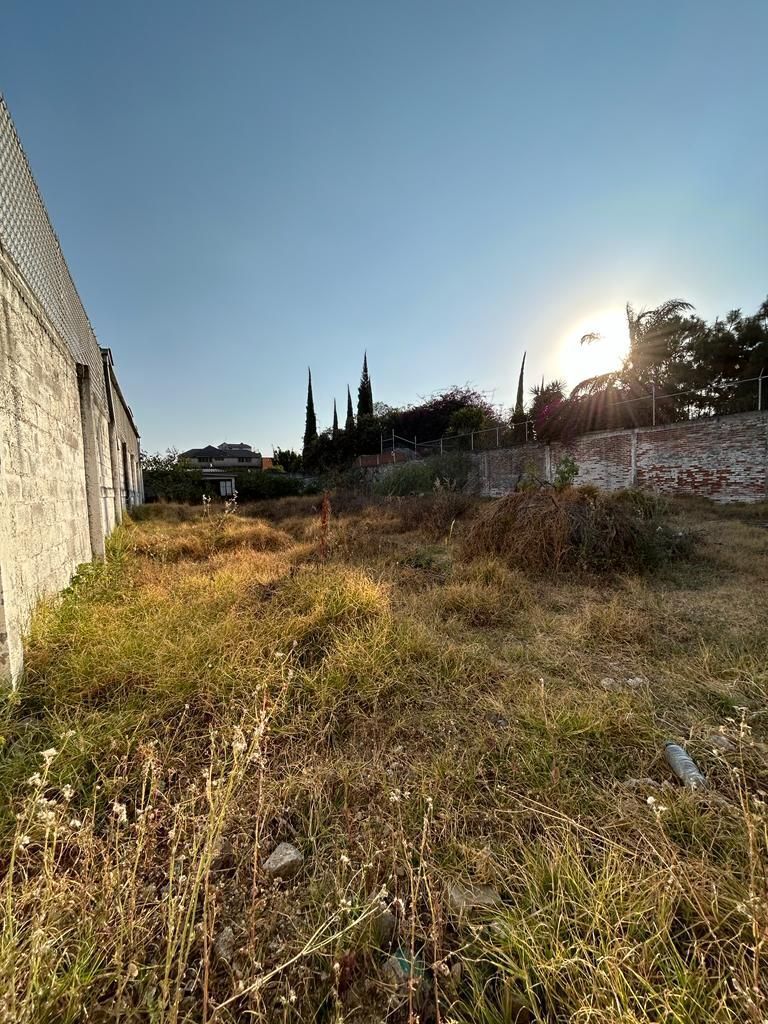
[40, 748, 58, 764]
[231, 727, 247, 756]
[112, 802, 128, 824]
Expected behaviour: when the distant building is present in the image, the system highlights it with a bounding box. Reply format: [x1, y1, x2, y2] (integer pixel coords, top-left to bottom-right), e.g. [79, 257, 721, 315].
[180, 442, 264, 469]
[179, 442, 266, 498]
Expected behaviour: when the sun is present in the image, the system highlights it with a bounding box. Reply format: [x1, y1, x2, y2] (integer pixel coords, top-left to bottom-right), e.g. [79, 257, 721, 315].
[559, 308, 630, 390]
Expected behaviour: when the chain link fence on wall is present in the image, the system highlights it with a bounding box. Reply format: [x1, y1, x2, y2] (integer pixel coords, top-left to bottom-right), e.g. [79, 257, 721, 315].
[379, 374, 766, 460]
[0, 96, 105, 400]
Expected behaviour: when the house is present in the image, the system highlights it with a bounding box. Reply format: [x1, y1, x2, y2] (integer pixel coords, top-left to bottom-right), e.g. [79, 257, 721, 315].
[179, 442, 265, 498]
[180, 442, 264, 468]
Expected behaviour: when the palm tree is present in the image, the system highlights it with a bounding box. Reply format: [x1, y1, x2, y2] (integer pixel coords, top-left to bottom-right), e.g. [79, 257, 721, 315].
[574, 298, 693, 398]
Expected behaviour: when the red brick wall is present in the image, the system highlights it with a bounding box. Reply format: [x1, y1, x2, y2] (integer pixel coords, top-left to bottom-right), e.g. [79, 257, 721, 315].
[551, 432, 634, 492]
[471, 412, 768, 503]
[635, 413, 768, 502]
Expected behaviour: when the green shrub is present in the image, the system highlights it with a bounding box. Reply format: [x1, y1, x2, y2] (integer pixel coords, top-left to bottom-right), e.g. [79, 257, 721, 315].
[373, 453, 470, 496]
[553, 453, 579, 490]
[233, 470, 305, 500]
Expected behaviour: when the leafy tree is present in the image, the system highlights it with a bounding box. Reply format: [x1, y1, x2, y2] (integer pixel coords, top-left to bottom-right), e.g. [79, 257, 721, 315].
[357, 352, 374, 418]
[379, 386, 499, 443]
[303, 368, 317, 459]
[307, 429, 349, 472]
[448, 406, 485, 434]
[332, 400, 339, 440]
[684, 301, 768, 415]
[141, 449, 202, 502]
[273, 447, 303, 474]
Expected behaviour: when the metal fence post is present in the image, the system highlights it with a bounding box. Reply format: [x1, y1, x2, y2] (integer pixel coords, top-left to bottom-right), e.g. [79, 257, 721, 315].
[440, 438, 443, 455]
[380, 431, 383, 454]
[391, 428, 395, 453]
[471, 431, 474, 451]
[496, 426, 500, 448]
[759, 370, 764, 412]
[652, 384, 656, 426]
[525, 420, 529, 442]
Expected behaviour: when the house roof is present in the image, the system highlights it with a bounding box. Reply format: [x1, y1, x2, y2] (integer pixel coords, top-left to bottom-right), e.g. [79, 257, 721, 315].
[181, 445, 262, 459]
[180, 445, 224, 458]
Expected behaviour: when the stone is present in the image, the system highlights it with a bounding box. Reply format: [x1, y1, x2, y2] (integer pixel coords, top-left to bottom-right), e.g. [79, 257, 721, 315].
[214, 925, 235, 964]
[709, 734, 736, 752]
[625, 675, 649, 689]
[210, 837, 236, 873]
[600, 675, 648, 693]
[373, 907, 397, 950]
[486, 711, 511, 729]
[623, 777, 660, 791]
[262, 841, 303, 880]
[447, 881, 501, 916]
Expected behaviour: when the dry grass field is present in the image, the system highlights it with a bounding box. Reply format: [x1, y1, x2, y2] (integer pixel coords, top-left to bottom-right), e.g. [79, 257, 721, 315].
[1, 490, 767, 1023]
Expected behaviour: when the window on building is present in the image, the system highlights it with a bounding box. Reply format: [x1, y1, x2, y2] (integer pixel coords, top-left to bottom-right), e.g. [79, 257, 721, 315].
[238, 457, 251, 463]
[220, 479, 234, 497]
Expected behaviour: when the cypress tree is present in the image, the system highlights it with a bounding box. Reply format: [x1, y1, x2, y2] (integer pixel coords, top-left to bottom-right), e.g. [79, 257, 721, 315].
[332, 399, 339, 439]
[357, 352, 373, 418]
[303, 368, 317, 455]
[514, 352, 526, 419]
[345, 385, 355, 433]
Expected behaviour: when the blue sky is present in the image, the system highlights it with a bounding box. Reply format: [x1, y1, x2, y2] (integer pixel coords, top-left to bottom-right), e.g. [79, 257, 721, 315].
[4, 0, 767, 453]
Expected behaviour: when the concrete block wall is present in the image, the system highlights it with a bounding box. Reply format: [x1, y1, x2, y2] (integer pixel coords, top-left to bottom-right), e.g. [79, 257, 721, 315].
[0, 249, 141, 681]
[103, 350, 144, 512]
[470, 411, 768, 503]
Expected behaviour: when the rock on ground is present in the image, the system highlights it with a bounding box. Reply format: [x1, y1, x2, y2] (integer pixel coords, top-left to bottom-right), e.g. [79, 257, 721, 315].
[262, 841, 304, 880]
[214, 925, 235, 964]
[373, 907, 397, 950]
[447, 881, 501, 916]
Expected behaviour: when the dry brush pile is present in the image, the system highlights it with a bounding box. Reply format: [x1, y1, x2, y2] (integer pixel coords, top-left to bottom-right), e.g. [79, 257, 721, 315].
[0, 492, 766, 1023]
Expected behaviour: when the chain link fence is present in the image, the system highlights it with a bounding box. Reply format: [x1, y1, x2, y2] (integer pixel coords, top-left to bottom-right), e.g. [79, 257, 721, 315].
[0, 96, 105, 399]
[381, 375, 766, 459]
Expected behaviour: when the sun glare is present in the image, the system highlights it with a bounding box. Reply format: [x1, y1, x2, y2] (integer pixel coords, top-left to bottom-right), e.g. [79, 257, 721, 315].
[559, 309, 630, 390]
